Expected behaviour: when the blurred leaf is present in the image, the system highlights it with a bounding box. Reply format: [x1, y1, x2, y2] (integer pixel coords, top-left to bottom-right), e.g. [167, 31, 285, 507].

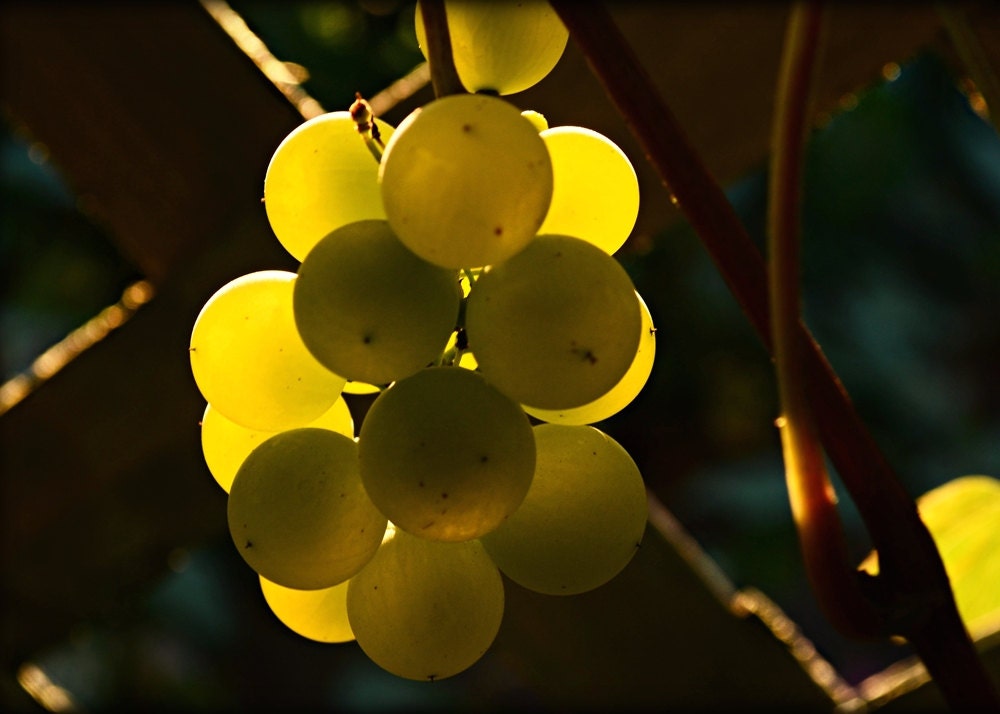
[860, 475, 1000, 640]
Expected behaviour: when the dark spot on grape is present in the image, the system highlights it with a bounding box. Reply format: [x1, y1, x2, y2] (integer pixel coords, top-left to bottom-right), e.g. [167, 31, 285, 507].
[245, 540, 253, 549]
[560, 584, 567, 590]
[462, 123, 472, 133]
[441, 492, 449, 499]
[362, 333, 373, 345]
[373, 585, 378, 590]
[480, 455, 489, 463]
[418, 481, 425, 488]
[649, 326, 658, 335]
[428, 674, 438, 682]
[635, 541, 643, 550]
[340, 492, 346, 498]
[422, 521, 435, 529]
[494, 225, 503, 236]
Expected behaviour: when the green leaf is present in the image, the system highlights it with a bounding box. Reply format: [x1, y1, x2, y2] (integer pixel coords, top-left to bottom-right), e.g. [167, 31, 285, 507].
[861, 475, 1000, 640]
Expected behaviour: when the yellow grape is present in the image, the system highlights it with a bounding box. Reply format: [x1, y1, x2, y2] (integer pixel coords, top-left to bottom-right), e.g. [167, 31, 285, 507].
[228, 428, 386, 590]
[537, 126, 640, 255]
[465, 235, 642, 410]
[524, 291, 655, 425]
[378, 94, 553, 269]
[347, 526, 504, 681]
[521, 109, 549, 133]
[481, 424, 648, 595]
[189, 271, 345, 431]
[200, 397, 353, 493]
[264, 111, 395, 262]
[358, 367, 535, 542]
[414, 0, 568, 95]
[259, 575, 354, 644]
[293, 220, 461, 386]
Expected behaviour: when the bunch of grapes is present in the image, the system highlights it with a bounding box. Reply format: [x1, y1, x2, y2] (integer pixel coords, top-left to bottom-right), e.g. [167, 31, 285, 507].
[189, 0, 654, 681]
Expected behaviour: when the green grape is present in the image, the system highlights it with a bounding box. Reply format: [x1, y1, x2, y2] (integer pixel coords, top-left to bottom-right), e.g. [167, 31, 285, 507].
[414, 0, 568, 95]
[347, 525, 504, 681]
[378, 94, 553, 269]
[524, 291, 655, 425]
[293, 220, 462, 386]
[264, 111, 395, 262]
[190, 271, 346, 431]
[358, 367, 535, 542]
[200, 397, 353, 493]
[342, 380, 382, 396]
[521, 109, 549, 133]
[259, 575, 354, 644]
[481, 424, 648, 595]
[228, 428, 386, 590]
[465, 234, 642, 410]
[537, 126, 640, 255]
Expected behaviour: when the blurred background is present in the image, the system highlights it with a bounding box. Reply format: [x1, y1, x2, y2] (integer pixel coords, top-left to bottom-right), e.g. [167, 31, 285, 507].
[2, 1, 998, 710]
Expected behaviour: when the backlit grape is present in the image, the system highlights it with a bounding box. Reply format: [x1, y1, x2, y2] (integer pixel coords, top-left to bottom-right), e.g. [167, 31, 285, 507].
[465, 234, 642, 409]
[378, 93, 553, 269]
[481, 424, 648, 595]
[358, 367, 535, 542]
[189, 271, 345, 431]
[228, 428, 386, 590]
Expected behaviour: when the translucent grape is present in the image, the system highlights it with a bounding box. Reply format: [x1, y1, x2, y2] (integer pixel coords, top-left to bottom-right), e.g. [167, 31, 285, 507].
[414, 0, 568, 95]
[465, 234, 642, 410]
[481, 424, 648, 595]
[537, 126, 640, 255]
[293, 220, 462, 386]
[378, 94, 553, 269]
[358, 367, 535, 542]
[347, 526, 504, 681]
[228, 428, 386, 590]
[264, 111, 395, 261]
[201, 397, 353, 492]
[189, 271, 346, 431]
[521, 109, 549, 133]
[524, 291, 655, 425]
[260, 576, 355, 644]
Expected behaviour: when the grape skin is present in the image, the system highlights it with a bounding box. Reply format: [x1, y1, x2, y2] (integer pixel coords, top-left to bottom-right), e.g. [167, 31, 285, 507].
[537, 126, 640, 255]
[414, 0, 568, 96]
[293, 220, 461, 386]
[524, 291, 655, 425]
[465, 234, 642, 410]
[189, 270, 346, 432]
[347, 526, 504, 681]
[260, 576, 354, 644]
[228, 428, 386, 590]
[201, 397, 353, 493]
[481, 424, 648, 596]
[358, 367, 535, 542]
[264, 112, 395, 262]
[378, 94, 553, 269]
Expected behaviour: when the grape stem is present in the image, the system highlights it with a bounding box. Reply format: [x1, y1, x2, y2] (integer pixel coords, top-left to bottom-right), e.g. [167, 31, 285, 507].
[419, 0, 465, 98]
[350, 93, 385, 163]
[548, 0, 999, 708]
[767, 1, 882, 640]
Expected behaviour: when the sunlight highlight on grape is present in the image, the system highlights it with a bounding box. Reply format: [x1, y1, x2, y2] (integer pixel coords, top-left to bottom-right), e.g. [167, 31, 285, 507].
[264, 111, 395, 261]
[189, 271, 345, 431]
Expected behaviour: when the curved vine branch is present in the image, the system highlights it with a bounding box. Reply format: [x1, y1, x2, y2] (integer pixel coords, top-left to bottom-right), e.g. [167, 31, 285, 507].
[548, 0, 999, 709]
[768, 1, 883, 640]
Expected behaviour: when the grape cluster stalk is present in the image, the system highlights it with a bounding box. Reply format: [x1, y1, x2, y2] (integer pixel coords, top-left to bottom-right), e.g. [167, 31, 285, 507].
[188, 0, 655, 681]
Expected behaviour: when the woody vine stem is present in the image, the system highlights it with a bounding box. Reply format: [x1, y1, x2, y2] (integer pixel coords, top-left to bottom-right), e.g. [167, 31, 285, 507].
[543, 0, 999, 709]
